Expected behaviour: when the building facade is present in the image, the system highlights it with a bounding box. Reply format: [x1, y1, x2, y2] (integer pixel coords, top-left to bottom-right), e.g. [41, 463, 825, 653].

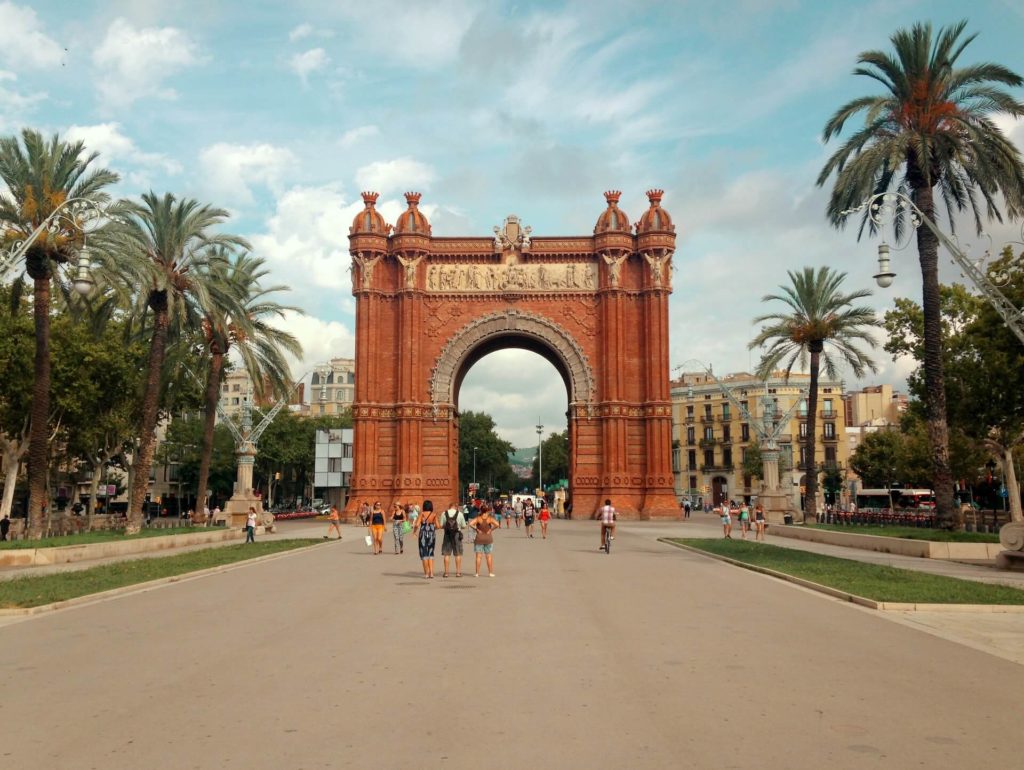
[671, 371, 850, 508]
[314, 428, 353, 509]
[310, 358, 356, 416]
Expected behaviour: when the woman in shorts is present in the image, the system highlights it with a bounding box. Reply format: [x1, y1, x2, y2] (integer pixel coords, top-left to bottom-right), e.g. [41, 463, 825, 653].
[720, 503, 732, 539]
[470, 505, 499, 577]
[738, 502, 750, 539]
[538, 500, 551, 539]
[523, 500, 536, 538]
[754, 503, 766, 542]
[369, 501, 386, 554]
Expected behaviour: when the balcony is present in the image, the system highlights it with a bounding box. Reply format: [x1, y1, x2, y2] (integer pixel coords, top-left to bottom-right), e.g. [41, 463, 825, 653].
[701, 464, 735, 473]
[700, 415, 714, 423]
[685, 415, 695, 423]
[686, 438, 696, 446]
[822, 433, 838, 443]
[820, 410, 837, 420]
[698, 438, 718, 448]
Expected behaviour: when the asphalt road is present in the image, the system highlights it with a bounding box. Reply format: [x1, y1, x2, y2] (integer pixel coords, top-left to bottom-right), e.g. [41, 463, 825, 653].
[2, 520, 1021, 769]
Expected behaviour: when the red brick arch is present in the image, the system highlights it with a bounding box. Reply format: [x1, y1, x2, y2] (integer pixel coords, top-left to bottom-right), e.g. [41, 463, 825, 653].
[343, 192, 678, 519]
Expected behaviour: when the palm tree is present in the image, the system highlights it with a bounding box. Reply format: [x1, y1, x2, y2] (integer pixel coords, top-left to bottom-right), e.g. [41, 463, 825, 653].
[749, 267, 878, 524]
[121, 192, 248, 533]
[0, 130, 118, 538]
[817, 20, 1024, 528]
[193, 250, 302, 521]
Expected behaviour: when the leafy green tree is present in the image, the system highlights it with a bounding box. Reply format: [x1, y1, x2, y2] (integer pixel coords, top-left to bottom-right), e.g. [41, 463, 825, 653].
[532, 429, 568, 491]
[458, 411, 515, 499]
[193, 251, 301, 517]
[253, 410, 351, 507]
[157, 415, 236, 507]
[818, 20, 1024, 526]
[0, 285, 33, 518]
[119, 192, 248, 532]
[849, 430, 904, 488]
[750, 266, 877, 523]
[0, 129, 118, 537]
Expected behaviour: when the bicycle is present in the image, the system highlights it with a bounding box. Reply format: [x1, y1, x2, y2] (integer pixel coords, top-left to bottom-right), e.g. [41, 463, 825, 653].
[602, 524, 612, 554]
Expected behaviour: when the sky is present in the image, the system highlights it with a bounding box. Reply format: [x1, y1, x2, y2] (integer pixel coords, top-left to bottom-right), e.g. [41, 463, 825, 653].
[3, 0, 1023, 449]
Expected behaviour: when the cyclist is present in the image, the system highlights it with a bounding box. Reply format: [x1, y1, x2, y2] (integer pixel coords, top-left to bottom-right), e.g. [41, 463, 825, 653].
[599, 498, 616, 551]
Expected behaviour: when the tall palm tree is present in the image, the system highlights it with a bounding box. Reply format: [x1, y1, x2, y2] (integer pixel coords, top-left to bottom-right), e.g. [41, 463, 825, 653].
[749, 267, 878, 524]
[121, 192, 248, 533]
[193, 250, 302, 520]
[817, 20, 1024, 527]
[0, 130, 118, 538]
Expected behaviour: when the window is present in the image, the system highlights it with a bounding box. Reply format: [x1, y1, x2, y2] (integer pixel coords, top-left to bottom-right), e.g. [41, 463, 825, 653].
[798, 398, 808, 416]
[688, 450, 697, 468]
[704, 426, 714, 440]
[687, 427, 695, 445]
[722, 405, 731, 421]
[232, 384, 240, 392]
[232, 397, 239, 405]
[823, 398, 834, 415]
[722, 424, 731, 442]
[723, 447, 733, 467]
[741, 423, 750, 441]
[799, 446, 809, 466]
[824, 422, 836, 439]
[825, 446, 837, 464]
[740, 400, 748, 416]
[703, 450, 714, 466]
[741, 447, 748, 462]
[799, 422, 808, 437]
[689, 475, 697, 491]
[704, 404, 712, 418]
[686, 405, 694, 417]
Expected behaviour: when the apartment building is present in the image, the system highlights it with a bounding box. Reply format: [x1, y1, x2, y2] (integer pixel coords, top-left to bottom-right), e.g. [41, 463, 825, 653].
[310, 358, 356, 416]
[218, 369, 305, 421]
[671, 371, 850, 507]
[842, 383, 907, 461]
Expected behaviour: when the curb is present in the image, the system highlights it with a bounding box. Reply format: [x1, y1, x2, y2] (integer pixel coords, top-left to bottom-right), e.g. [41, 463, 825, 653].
[0, 540, 329, 618]
[659, 538, 1024, 614]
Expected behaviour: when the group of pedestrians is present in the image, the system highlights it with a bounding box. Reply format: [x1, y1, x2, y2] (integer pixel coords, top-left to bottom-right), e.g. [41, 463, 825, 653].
[410, 501, 499, 578]
[718, 500, 766, 541]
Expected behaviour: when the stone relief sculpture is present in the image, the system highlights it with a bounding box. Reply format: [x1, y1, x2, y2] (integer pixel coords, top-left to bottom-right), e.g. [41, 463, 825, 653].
[424, 262, 597, 292]
[644, 253, 670, 287]
[354, 254, 381, 289]
[602, 254, 627, 287]
[396, 255, 422, 289]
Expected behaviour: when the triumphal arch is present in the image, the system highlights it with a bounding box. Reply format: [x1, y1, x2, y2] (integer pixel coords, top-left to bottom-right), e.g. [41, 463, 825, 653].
[344, 189, 678, 519]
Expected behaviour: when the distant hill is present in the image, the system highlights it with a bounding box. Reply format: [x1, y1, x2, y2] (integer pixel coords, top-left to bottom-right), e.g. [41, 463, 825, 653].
[508, 447, 536, 468]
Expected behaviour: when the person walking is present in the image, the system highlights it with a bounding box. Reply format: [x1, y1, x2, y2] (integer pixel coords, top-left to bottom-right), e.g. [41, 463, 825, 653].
[599, 498, 616, 550]
[754, 503, 766, 542]
[0, 514, 10, 541]
[325, 505, 342, 540]
[391, 503, 406, 554]
[245, 507, 258, 543]
[739, 502, 750, 540]
[523, 499, 536, 538]
[470, 504, 499, 577]
[439, 503, 466, 577]
[720, 502, 732, 539]
[369, 501, 386, 555]
[413, 500, 438, 579]
[683, 499, 691, 519]
[513, 498, 523, 528]
[538, 500, 551, 539]
[359, 500, 371, 526]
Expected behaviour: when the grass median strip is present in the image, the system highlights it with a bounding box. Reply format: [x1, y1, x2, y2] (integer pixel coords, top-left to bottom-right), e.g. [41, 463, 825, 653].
[812, 524, 999, 543]
[670, 539, 1024, 605]
[0, 527, 201, 551]
[0, 540, 316, 609]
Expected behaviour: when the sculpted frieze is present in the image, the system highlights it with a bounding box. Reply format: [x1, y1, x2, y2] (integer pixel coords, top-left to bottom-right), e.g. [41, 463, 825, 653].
[425, 262, 598, 293]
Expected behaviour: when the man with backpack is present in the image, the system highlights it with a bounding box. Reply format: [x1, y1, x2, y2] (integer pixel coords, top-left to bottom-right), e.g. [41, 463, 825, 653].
[439, 503, 466, 578]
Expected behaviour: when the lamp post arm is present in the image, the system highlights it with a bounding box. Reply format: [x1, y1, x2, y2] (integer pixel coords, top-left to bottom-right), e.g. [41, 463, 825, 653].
[856, 192, 1024, 348]
[181, 365, 247, 446]
[765, 386, 811, 446]
[1, 196, 110, 281]
[673, 359, 766, 437]
[249, 373, 309, 445]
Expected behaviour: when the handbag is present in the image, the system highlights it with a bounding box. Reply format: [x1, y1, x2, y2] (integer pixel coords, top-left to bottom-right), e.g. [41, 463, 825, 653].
[402, 521, 412, 535]
[364, 534, 373, 548]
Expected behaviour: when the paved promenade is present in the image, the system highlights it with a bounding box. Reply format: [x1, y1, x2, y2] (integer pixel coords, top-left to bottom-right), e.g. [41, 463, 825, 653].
[2, 518, 1022, 769]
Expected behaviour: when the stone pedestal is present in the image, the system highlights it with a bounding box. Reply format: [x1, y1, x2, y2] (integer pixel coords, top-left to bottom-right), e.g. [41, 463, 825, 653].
[758, 451, 797, 524]
[222, 443, 274, 531]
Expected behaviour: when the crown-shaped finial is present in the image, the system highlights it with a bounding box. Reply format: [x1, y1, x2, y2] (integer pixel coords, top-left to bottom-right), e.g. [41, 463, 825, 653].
[404, 191, 422, 207]
[604, 190, 622, 205]
[361, 191, 380, 206]
[646, 189, 664, 205]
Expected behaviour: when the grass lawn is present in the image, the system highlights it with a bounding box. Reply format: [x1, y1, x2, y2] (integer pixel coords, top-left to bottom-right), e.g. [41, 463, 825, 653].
[813, 524, 999, 543]
[0, 540, 316, 609]
[0, 527, 203, 551]
[670, 538, 1024, 605]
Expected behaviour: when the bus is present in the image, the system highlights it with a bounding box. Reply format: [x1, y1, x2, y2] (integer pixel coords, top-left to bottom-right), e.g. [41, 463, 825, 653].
[855, 488, 935, 511]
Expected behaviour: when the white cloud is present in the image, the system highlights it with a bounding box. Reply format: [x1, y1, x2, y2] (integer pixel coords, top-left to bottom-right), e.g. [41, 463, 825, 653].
[288, 47, 330, 85]
[65, 122, 182, 175]
[199, 142, 297, 206]
[92, 18, 203, 107]
[0, 70, 47, 131]
[339, 125, 380, 148]
[0, 2, 63, 69]
[277, 310, 356, 379]
[355, 158, 436, 196]
[288, 23, 333, 43]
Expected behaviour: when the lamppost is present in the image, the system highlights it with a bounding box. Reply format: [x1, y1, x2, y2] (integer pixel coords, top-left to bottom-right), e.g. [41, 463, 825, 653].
[536, 420, 544, 496]
[472, 446, 478, 485]
[847, 191, 1024, 550]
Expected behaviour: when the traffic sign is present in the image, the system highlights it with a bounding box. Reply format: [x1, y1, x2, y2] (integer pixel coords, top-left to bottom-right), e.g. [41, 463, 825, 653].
[1000, 486, 1008, 498]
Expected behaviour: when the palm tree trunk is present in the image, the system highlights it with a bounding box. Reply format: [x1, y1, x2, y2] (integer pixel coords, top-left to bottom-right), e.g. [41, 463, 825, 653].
[195, 349, 224, 523]
[803, 346, 821, 524]
[1003, 446, 1022, 524]
[913, 183, 959, 529]
[27, 276, 51, 539]
[127, 291, 170, 534]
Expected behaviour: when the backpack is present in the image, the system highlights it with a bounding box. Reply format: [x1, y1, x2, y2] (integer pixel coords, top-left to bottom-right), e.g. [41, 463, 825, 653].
[444, 511, 460, 534]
